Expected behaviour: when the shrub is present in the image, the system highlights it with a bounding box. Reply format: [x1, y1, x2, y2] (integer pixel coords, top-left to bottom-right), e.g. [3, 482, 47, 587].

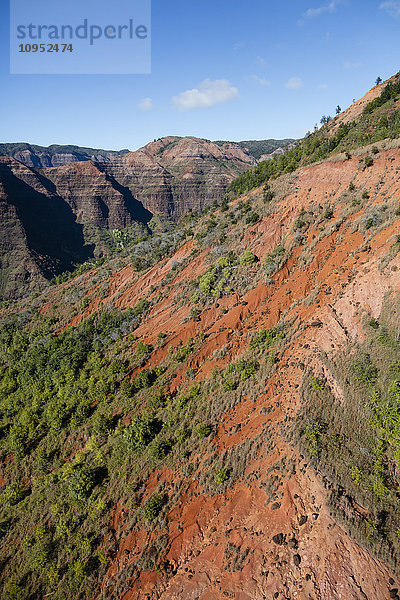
[143, 493, 167, 522]
[1, 482, 25, 507]
[67, 465, 95, 500]
[196, 424, 212, 439]
[264, 246, 286, 276]
[364, 156, 374, 168]
[150, 439, 173, 460]
[368, 318, 379, 329]
[246, 212, 260, 225]
[250, 327, 284, 350]
[240, 251, 257, 266]
[133, 298, 149, 317]
[263, 184, 274, 203]
[131, 368, 159, 392]
[216, 468, 230, 486]
[236, 359, 259, 381]
[169, 339, 195, 362]
[353, 354, 378, 386]
[124, 415, 161, 453]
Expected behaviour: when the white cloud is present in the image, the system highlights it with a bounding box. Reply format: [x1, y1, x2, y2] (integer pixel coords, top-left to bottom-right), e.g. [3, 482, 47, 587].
[285, 77, 303, 90]
[299, 0, 343, 23]
[251, 75, 271, 87]
[318, 83, 329, 89]
[137, 97, 154, 111]
[256, 56, 267, 67]
[380, 0, 400, 17]
[305, 0, 337, 18]
[172, 79, 239, 111]
[343, 60, 361, 69]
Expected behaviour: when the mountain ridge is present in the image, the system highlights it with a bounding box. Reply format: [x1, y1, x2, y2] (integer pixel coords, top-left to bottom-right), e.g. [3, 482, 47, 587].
[0, 137, 295, 168]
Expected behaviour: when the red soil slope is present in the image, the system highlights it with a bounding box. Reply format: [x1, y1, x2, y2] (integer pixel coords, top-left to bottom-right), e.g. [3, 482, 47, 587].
[38, 147, 400, 599]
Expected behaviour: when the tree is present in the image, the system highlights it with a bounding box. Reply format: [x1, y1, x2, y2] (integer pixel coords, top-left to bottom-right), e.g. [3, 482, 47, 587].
[320, 115, 327, 125]
[336, 105, 342, 115]
[376, 77, 382, 85]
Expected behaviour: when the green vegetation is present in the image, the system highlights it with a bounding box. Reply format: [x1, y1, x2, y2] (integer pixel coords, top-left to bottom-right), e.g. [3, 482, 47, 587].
[196, 254, 237, 299]
[249, 327, 285, 351]
[264, 245, 286, 276]
[295, 298, 400, 570]
[227, 73, 400, 199]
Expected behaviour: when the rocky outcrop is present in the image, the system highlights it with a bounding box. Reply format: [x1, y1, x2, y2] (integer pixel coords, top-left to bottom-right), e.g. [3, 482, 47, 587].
[43, 160, 152, 230]
[0, 156, 95, 297]
[103, 136, 256, 219]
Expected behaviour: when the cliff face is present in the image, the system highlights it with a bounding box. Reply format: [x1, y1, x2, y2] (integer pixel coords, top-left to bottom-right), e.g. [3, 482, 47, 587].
[0, 156, 93, 298]
[43, 161, 152, 230]
[0, 137, 258, 297]
[83, 147, 400, 600]
[103, 136, 256, 219]
[0, 138, 294, 168]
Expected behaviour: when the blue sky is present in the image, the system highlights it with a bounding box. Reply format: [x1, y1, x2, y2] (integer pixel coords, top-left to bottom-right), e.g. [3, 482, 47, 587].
[1, 0, 400, 150]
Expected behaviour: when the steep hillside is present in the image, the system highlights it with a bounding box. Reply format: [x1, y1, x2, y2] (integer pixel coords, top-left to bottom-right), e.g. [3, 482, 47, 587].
[2, 76, 400, 600]
[2, 107, 400, 598]
[228, 72, 400, 199]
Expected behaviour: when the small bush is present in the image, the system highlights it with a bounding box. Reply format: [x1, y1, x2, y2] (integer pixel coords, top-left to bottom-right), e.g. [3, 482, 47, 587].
[196, 424, 212, 439]
[143, 493, 167, 522]
[240, 251, 258, 266]
[124, 415, 161, 453]
[216, 468, 230, 486]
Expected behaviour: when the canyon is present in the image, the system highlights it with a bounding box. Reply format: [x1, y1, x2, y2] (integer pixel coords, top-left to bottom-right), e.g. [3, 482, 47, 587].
[1, 75, 400, 600]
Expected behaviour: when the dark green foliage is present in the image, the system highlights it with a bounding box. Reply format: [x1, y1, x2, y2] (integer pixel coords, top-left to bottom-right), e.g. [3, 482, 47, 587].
[364, 156, 374, 168]
[150, 438, 173, 460]
[143, 493, 168, 523]
[353, 354, 379, 386]
[196, 424, 212, 439]
[249, 327, 284, 350]
[133, 298, 149, 317]
[67, 465, 95, 500]
[1, 482, 25, 507]
[124, 415, 161, 453]
[131, 368, 159, 392]
[263, 183, 274, 203]
[245, 212, 260, 225]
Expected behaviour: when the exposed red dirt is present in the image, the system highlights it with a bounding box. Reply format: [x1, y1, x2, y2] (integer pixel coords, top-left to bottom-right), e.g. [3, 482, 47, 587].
[86, 149, 400, 599]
